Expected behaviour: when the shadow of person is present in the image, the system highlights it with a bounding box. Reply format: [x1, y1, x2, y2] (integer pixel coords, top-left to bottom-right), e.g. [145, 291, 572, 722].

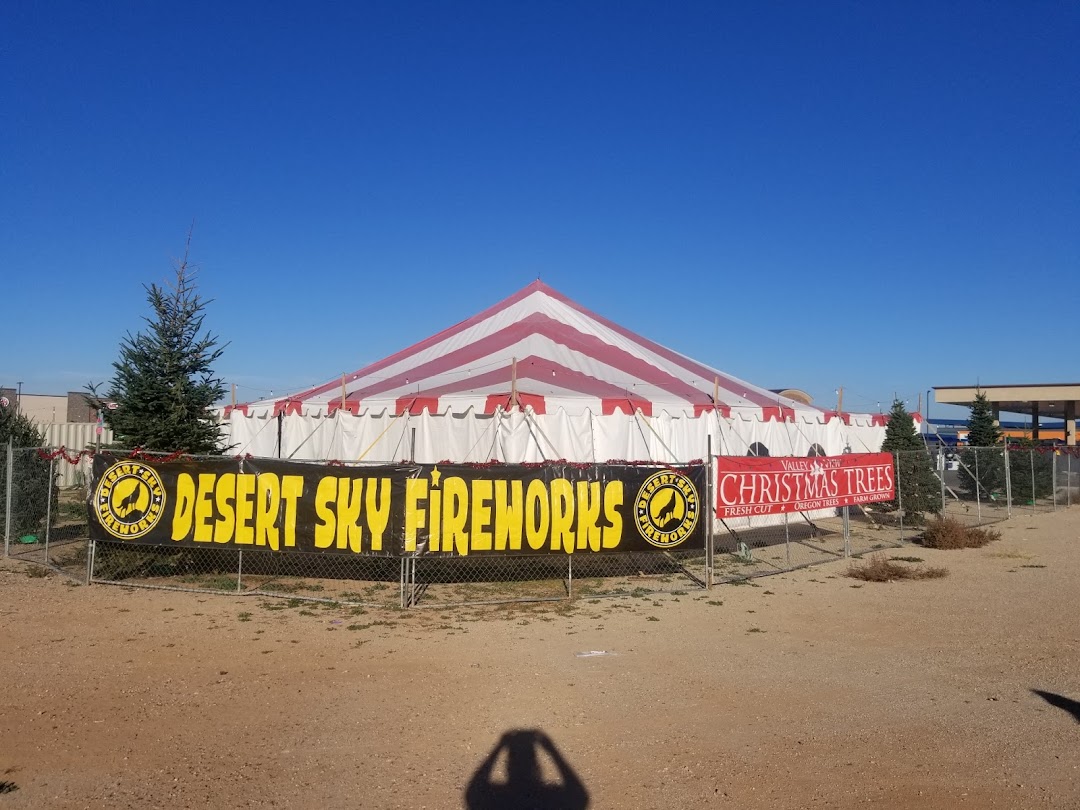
[1032, 689, 1080, 723]
[465, 729, 589, 810]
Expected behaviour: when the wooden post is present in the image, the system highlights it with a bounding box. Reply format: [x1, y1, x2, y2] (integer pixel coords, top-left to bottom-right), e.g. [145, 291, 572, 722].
[231, 383, 236, 408]
[713, 376, 719, 407]
[837, 386, 844, 414]
[511, 357, 518, 410]
[341, 374, 347, 410]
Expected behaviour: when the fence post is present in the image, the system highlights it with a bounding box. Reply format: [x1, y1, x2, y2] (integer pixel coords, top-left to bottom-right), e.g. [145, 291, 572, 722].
[567, 555, 573, 600]
[1004, 444, 1012, 518]
[939, 448, 946, 516]
[842, 507, 850, 557]
[399, 558, 406, 608]
[1030, 449, 1036, 515]
[784, 510, 791, 566]
[1069, 454, 1073, 508]
[974, 448, 982, 523]
[410, 558, 417, 607]
[896, 451, 904, 544]
[44, 455, 54, 562]
[86, 538, 95, 585]
[1052, 452, 1058, 511]
[236, 549, 244, 593]
[705, 439, 714, 589]
[4, 439, 12, 557]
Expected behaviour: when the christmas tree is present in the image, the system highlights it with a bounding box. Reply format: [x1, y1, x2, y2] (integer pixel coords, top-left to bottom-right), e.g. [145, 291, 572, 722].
[89, 234, 227, 454]
[879, 399, 940, 520]
[0, 401, 55, 539]
[959, 391, 1005, 501]
[966, 391, 1002, 447]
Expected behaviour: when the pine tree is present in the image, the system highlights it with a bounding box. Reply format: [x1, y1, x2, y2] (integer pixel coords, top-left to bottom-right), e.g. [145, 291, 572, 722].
[879, 399, 940, 520]
[966, 391, 1002, 447]
[959, 391, 1005, 500]
[1007, 438, 1055, 503]
[89, 234, 228, 454]
[0, 401, 55, 539]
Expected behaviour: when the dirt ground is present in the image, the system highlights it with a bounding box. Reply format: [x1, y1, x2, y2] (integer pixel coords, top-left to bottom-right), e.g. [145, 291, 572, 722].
[1, 509, 1078, 809]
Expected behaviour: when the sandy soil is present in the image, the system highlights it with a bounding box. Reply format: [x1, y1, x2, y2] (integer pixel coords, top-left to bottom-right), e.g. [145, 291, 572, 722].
[1, 509, 1079, 809]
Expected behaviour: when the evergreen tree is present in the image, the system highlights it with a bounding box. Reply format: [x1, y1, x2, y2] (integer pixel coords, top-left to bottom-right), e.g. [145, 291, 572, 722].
[0, 399, 45, 447]
[879, 399, 940, 520]
[89, 235, 227, 454]
[966, 391, 1002, 447]
[1007, 438, 1055, 503]
[0, 401, 56, 539]
[959, 391, 1005, 501]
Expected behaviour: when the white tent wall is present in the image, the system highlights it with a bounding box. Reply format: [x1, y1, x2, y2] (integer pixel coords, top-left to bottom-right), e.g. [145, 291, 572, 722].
[224, 407, 885, 464]
[222, 407, 887, 531]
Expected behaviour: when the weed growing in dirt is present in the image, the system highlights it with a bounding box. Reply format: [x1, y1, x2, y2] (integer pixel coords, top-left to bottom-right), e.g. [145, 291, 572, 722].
[238, 612, 252, 622]
[921, 517, 1001, 550]
[347, 620, 398, 631]
[891, 556, 924, 563]
[26, 566, 50, 578]
[1020, 564, 1047, 569]
[846, 554, 948, 582]
[646, 616, 660, 622]
[747, 627, 765, 633]
[706, 600, 723, 606]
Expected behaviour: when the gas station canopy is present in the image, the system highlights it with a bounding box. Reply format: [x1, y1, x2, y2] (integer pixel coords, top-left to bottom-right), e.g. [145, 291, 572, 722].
[933, 383, 1080, 446]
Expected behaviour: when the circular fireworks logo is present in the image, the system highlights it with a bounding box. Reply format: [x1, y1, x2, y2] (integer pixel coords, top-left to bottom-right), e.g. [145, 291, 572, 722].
[635, 470, 700, 549]
[94, 462, 166, 539]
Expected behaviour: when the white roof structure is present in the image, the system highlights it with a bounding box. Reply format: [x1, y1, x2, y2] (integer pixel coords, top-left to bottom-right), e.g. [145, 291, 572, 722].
[230, 281, 859, 424]
[223, 282, 894, 466]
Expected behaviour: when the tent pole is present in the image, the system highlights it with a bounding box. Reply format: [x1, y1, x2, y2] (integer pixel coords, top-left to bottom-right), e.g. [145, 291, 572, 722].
[713, 376, 719, 406]
[706, 435, 713, 589]
[511, 356, 518, 410]
[341, 374, 347, 410]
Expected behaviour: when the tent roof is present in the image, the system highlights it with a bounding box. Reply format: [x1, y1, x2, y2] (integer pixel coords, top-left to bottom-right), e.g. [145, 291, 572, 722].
[230, 281, 846, 421]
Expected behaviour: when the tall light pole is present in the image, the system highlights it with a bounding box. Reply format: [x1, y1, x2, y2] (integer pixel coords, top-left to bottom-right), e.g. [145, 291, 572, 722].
[16, 381, 23, 413]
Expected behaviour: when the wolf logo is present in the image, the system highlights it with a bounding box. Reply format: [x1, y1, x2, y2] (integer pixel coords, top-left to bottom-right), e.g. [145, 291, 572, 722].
[635, 470, 700, 549]
[94, 461, 165, 539]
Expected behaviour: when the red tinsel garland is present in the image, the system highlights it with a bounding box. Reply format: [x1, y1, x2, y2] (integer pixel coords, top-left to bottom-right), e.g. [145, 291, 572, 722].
[37, 446, 94, 465]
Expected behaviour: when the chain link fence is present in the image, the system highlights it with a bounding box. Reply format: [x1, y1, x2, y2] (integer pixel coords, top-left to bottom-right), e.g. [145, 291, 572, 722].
[710, 512, 847, 583]
[89, 540, 405, 607]
[5, 445, 1079, 604]
[2, 447, 90, 580]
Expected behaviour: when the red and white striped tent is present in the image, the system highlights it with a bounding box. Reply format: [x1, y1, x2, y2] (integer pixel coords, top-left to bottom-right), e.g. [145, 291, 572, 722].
[222, 281, 889, 463]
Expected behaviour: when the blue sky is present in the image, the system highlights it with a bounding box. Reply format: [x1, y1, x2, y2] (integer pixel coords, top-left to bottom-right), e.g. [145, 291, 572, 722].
[3, 1, 1077, 420]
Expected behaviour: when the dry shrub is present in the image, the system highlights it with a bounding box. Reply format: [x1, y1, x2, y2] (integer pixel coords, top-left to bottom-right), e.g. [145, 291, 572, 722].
[921, 516, 1002, 550]
[846, 554, 948, 582]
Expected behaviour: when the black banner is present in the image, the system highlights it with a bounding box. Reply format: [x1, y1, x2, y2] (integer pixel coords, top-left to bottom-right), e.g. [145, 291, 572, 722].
[89, 455, 706, 557]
